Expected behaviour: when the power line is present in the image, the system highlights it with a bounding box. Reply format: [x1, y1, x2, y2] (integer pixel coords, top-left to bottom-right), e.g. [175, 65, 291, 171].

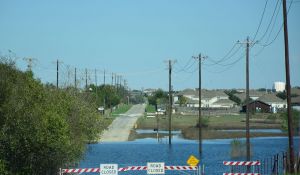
[252, 0, 269, 41]
[256, 0, 281, 42]
[252, 0, 293, 57]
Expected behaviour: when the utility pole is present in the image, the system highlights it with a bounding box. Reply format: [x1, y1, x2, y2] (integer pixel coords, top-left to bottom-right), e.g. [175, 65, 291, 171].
[23, 57, 36, 72]
[245, 37, 250, 164]
[193, 54, 206, 157]
[282, 0, 294, 172]
[167, 60, 176, 145]
[238, 37, 255, 169]
[112, 73, 114, 85]
[95, 69, 98, 104]
[85, 68, 88, 90]
[104, 70, 106, 85]
[56, 59, 59, 89]
[75, 67, 77, 89]
[115, 74, 117, 86]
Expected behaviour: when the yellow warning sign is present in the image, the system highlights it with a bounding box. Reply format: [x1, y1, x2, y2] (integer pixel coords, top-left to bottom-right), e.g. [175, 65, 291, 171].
[187, 155, 199, 166]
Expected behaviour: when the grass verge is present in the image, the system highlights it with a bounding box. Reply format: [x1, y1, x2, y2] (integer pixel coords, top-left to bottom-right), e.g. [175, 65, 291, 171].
[112, 104, 133, 115]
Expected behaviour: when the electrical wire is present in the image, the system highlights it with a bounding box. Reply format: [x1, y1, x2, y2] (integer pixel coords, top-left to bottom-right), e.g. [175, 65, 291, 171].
[257, 0, 281, 42]
[252, 0, 270, 41]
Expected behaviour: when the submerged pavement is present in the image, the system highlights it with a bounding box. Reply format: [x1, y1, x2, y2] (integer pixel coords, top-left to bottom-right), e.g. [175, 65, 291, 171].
[100, 104, 146, 142]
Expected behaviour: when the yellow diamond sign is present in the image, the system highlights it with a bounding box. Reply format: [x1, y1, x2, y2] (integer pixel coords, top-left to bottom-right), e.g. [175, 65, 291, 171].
[187, 155, 199, 166]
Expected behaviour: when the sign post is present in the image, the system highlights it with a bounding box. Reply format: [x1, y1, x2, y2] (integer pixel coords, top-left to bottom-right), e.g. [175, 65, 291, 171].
[100, 164, 118, 175]
[147, 162, 165, 174]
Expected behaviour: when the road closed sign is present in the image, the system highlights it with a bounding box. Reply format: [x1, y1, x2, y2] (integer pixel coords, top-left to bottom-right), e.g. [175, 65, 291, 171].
[147, 162, 165, 174]
[100, 164, 118, 175]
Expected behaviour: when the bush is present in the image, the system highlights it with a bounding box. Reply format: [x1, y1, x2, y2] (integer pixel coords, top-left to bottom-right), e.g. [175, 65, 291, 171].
[0, 59, 105, 175]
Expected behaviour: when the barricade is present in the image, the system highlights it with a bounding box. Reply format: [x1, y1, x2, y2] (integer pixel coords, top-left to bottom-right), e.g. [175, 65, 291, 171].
[60, 165, 198, 174]
[223, 161, 261, 175]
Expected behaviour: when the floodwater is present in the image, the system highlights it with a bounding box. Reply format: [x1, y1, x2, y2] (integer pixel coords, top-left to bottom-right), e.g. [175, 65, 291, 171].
[77, 133, 299, 175]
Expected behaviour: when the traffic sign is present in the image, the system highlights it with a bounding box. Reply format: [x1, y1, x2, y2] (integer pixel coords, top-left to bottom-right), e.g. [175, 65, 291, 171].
[100, 164, 118, 175]
[147, 162, 165, 174]
[187, 155, 199, 166]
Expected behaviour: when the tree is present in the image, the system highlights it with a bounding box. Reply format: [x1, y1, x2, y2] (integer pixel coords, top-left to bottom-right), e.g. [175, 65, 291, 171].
[147, 89, 168, 110]
[224, 90, 242, 105]
[281, 109, 300, 131]
[178, 95, 188, 107]
[0, 58, 105, 174]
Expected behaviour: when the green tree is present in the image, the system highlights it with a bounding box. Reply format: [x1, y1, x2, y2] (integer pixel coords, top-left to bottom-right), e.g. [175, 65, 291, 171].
[0, 58, 105, 175]
[281, 109, 300, 131]
[224, 90, 241, 105]
[178, 95, 188, 107]
[147, 89, 168, 110]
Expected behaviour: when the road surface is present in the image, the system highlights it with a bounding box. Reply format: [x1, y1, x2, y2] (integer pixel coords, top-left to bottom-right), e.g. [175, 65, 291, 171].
[99, 104, 145, 142]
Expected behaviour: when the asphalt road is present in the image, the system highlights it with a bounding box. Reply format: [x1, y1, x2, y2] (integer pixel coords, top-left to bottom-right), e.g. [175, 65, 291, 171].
[99, 104, 145, 142]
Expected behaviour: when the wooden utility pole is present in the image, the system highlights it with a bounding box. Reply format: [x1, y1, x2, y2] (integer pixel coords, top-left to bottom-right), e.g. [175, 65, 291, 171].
[74, 67, 77, 89]
[95, 69, 98, 103]
[85, 68, 88, 90]
[56, 59, 59, 89]
[193, 54, 206, 157]
[104, 70, 106, 85]
[168, 60, 173, 145]
[111, 73, 114, 85]
[165, 60, 176, 145]
[246, 37, 250, 164]
[282, 0, 294, 172]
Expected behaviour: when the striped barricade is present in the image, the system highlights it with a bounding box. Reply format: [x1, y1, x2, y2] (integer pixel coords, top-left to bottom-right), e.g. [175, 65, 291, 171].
[223, 173, 261, 175]
[223, 161, 261, 166]
[61, 165, 198, 174]
[223, 161, 261, 175]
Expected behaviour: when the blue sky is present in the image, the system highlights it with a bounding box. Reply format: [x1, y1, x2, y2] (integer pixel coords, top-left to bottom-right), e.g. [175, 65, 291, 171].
[0, 0, 299, 90]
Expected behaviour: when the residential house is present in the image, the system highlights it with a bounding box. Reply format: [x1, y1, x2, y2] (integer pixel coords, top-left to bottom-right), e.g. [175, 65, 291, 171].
[242, 100, 271, 113]
[292, 96, 300, 111]
[257, 93, 287, 112]
[175, 89, 236, 108]
[234, 90, 266, 102]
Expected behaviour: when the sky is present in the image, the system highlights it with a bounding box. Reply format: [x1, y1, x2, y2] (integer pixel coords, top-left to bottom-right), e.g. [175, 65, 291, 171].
[0, 0, 299, 91]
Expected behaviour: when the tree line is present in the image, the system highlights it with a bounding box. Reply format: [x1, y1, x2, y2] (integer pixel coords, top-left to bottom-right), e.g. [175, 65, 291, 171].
[0, 58, 114, 175]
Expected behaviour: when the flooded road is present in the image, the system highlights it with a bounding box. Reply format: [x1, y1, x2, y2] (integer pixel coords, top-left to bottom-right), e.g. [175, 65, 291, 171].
[79, 136, 299, 174]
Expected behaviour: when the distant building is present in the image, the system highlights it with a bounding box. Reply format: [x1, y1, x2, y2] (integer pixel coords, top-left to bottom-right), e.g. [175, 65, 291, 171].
[258, 93, 287, 113]
[242, 100, 271, 113]
[273, 82, 286, 92]
[176, 89, 236, 108]
[234, 90, 266, 102]
[143, 88, 157, 96]
[292, 96, 300, 111]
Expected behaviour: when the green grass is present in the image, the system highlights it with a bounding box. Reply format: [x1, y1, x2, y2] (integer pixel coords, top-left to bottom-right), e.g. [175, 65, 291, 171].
[136, 115, 199, 130]
[145, 104, 156, 113]
[136, 114, 282, 130]
[112, 104, 133, 115]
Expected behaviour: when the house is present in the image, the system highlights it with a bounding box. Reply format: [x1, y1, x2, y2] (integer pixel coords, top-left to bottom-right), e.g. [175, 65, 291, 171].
[292, 96, 300, 111]
[234, 90, 266, 102]
[143, 88, 157, 96]
[242, 100, 271, 113]
[257, 93, 287, 112]
[175, 89, 236, 108]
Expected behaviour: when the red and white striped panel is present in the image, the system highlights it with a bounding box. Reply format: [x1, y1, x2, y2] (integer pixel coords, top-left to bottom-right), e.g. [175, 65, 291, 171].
[165, 166, 198, 170]
[62, 168, 100, 173]
[125, 166, 147, 171]
[223, 173, 261, 175]
[223, 161, 261, 166]
[62, 166, 198, 173]
[62, 167, 127, 173]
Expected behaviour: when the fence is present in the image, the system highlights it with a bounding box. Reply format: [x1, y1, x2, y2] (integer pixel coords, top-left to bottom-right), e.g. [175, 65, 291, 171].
[227, 152, 300, 175]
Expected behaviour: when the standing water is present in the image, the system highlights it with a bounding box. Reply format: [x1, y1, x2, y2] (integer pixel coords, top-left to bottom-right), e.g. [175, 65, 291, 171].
[77, 136, 299, 175]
